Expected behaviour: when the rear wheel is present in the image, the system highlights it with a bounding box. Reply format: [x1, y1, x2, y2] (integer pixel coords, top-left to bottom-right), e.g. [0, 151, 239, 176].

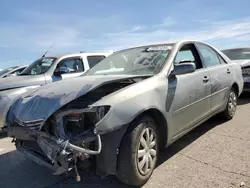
[221, 88, 237, 120]
[116, 116, 159, 187]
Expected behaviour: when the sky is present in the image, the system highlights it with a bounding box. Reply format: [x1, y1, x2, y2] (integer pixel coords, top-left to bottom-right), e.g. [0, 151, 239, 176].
[0, 0, 250, 69]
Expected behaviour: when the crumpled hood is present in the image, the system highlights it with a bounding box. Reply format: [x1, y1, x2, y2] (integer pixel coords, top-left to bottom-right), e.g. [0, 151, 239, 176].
[7, 75, 138, 123]
[232, 60, 250, 67]
[0, 75, 45, 91]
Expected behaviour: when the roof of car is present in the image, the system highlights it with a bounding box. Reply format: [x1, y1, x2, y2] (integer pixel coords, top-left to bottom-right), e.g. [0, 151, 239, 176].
[46, 51, 114, 59]
[16, 65, 28, 68]
[121, 40, 210, 50]
[44, 40, 211, 59]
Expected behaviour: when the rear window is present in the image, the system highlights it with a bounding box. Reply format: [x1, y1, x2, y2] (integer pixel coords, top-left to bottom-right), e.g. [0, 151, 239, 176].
[87, 56, 106, 68]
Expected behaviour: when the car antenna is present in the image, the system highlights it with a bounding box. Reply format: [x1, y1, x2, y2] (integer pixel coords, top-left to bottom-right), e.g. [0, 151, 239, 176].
[42, 43, 55, 58]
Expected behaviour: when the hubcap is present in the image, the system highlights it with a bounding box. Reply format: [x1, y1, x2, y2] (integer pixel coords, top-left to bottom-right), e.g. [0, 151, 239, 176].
[137, 127, 157, 176]
[228, 91, 237, 116]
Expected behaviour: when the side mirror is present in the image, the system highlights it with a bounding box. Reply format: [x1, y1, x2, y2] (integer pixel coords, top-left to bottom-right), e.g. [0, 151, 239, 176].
[54, 67, 70, 76]
[170, 62, 196, 76]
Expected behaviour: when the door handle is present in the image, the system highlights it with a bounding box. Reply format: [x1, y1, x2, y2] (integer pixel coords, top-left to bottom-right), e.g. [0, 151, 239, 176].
[203, 76, 209, 83]
[227, 69, 231, 74]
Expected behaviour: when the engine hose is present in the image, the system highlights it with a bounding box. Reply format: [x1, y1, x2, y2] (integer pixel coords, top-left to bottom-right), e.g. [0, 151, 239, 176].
[66, 134, 102, 155]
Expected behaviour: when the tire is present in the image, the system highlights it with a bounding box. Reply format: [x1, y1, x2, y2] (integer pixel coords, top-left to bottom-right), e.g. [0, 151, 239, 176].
[221, 87, 238, 120]
[116, 116, 159, 187]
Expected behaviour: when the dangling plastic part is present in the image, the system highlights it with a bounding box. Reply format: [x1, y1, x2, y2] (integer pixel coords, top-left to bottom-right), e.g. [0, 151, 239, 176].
[74, 158, 81, 182]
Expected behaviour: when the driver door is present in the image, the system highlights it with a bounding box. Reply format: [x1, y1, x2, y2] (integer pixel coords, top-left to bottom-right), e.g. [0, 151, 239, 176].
[168, 43, 212, 137]
[52, 57, 85, 81]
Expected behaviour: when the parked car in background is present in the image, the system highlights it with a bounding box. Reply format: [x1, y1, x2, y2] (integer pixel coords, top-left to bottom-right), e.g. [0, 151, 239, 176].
[0, 65, 27, 78]
[0, 51, 112, 130]
[6, 41, 243, 186]
[222, 47, 250, 91]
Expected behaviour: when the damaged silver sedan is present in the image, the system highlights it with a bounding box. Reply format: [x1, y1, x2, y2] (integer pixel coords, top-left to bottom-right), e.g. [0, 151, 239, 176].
[6, 40, 243, 186]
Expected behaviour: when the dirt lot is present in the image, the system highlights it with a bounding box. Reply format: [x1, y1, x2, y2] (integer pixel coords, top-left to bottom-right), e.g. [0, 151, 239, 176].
[0, 97, 250, 188]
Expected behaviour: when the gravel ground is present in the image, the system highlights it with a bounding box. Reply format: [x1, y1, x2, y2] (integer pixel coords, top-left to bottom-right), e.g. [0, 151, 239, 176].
[0, 96, 250, 188]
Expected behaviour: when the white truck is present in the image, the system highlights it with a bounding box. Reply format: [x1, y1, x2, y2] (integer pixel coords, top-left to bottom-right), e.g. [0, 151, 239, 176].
[0, 51, 113, 130]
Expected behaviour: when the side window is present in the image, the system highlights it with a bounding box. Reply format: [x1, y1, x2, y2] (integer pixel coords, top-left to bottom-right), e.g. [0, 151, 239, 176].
[87, 56, 106, 68]
[13, 67, 26, 75]
[175, 50, 195, 64]
[196, 44, 221, 67]
[57, 58, 84, 73]
[174, 43, 203, 69]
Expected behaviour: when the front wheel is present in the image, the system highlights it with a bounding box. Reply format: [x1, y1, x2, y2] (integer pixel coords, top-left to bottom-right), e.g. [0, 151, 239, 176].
[221, 88, 238, 120]
[116, 116, 159, 187]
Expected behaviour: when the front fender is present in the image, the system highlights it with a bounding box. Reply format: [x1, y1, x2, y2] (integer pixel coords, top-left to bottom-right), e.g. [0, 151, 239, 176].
[92, 75, 168, 134]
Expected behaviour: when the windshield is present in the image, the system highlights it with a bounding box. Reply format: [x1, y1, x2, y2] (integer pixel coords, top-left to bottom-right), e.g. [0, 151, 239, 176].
[0, 66, 19, 77]
[222, 48, 250, 60]
[20, 57, 56, 75]
[85, 45, 172, 76]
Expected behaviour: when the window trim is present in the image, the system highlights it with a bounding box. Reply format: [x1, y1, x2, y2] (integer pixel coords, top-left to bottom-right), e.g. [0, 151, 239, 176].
[173, 42, 205, 71]
[194, 42, 223, 68]
[217, 54, 227, 64]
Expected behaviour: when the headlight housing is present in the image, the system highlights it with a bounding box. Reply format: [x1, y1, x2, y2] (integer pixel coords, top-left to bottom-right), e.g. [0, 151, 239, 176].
[55, 105, 111, 139]
[94, 106, 110, 123]
[64, 105, 110, 124]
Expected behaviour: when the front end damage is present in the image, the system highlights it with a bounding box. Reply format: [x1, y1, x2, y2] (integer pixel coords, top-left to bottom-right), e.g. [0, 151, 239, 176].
[6, 76, 147, 181]
[8, 106, 108, 181]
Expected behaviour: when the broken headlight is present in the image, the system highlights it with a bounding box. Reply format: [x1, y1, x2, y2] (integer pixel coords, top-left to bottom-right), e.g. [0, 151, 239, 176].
[59, 106, 110, 139]
[94, 106, 110, 123]
[64, 106, 110, 124]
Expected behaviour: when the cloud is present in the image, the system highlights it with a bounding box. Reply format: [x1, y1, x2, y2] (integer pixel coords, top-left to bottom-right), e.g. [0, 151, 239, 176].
[0, 44, 8, 48]
[179, 21, 250, 43]
[0, 10, 127, 52]
[100, 18, 250, 50]
[192, 19, 210, 23]
[0, 11, 177, 53]
[153, 17, 176, 28]
[1, 9, 250, 56]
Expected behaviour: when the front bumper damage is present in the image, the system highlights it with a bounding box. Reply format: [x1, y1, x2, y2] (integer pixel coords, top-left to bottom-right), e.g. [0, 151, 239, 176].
[7, 106, 105, 182]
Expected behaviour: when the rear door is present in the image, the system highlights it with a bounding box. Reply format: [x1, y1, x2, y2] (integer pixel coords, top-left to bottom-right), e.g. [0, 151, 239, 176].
[169, 43, 212, 136]
[195, 43, 232, 112]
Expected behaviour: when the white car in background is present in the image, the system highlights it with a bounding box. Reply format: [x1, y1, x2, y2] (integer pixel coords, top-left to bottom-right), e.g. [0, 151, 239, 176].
[222, 47, 250, 92]
[0, 51, 113, 130]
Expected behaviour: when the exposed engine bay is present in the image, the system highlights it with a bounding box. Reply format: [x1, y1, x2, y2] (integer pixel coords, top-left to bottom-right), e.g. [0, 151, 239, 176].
[8, 77, 147, 181]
